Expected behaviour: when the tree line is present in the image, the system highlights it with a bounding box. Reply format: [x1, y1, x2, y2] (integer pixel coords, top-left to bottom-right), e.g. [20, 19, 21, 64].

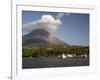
[22, 45, 89, 58]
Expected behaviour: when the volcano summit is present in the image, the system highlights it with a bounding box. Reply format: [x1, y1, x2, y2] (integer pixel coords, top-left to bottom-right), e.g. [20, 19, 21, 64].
[23, 29, 68, 46]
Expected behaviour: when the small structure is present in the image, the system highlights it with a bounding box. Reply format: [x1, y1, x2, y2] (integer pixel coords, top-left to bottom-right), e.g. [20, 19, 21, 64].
[57, 54, 74, 59]
[58, 55, 61, 58]
[84, 54, 88, 58]
[67, 54, 73, 58]
[79, 54, 88, 58]
[62, 53, 66, 59]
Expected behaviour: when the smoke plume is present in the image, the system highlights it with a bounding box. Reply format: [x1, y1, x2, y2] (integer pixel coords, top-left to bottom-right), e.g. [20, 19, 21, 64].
[23, 15, 62, 34]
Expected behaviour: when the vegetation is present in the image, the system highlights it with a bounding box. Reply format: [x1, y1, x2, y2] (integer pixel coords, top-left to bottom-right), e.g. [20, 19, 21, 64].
[22, 45, 89, 58]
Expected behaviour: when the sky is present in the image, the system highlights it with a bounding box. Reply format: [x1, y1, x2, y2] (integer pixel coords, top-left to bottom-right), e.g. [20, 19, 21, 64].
[22, 11, 89, 46]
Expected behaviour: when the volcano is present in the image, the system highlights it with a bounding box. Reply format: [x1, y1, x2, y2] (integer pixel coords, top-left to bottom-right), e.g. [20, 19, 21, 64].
[22, 29, 68, 46]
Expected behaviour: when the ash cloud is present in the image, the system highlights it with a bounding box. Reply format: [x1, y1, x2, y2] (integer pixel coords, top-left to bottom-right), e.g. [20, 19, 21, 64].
[23, 15, 62, 34]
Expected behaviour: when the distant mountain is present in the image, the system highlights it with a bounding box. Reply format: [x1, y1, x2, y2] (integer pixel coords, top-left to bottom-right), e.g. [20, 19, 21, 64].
[23, 29, 69, 46]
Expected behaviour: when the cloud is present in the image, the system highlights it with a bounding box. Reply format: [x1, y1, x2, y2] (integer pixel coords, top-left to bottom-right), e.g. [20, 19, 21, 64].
[23, 15, 61, 34]
[56, 13, 64, 19]
[56, 13, 70, 19]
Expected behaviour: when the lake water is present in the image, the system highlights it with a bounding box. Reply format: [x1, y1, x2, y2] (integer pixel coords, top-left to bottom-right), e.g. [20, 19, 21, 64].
[22, 57, 89, 69]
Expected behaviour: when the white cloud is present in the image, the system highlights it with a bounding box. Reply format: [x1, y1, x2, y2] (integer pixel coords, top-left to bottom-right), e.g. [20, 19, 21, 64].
[56, 13, 70, 19]
[56, 13, 64, 19]
[23, 15, 61, 34]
